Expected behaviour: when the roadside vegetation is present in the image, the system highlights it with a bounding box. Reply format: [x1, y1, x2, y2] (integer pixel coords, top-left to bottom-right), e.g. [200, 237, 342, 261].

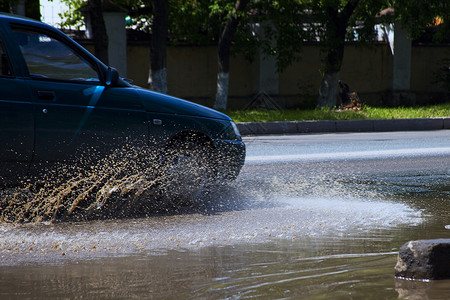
[227, 103, 450, 123]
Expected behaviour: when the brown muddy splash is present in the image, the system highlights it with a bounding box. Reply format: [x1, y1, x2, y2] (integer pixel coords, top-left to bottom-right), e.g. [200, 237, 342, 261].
[0, 147, 167, 223]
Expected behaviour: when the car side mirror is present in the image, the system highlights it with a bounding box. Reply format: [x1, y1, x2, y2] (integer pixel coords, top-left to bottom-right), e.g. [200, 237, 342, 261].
[106, 67, 119, 86]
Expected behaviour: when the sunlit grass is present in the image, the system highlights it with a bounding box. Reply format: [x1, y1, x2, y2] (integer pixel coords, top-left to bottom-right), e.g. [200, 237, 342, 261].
[227, 103, 450, 123]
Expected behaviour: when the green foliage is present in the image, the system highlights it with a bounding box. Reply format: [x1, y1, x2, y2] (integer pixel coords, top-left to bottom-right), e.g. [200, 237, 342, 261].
[0, 0, 12, 13]
[59, 0, 85, 28]
[54, 0, 448, 75]
[249, 0, 312, 71]
[168, 0, 254, 46]
[168, 0, 222, 45]
[244, 0, 391, 72]
[0, 0, 41, 19]
[57, 0, 243, 45]
[57, 0, 150, 30]
[227, 103, 450, 122]
[392, 0, 449, 42]
[116, 0, 151, 32]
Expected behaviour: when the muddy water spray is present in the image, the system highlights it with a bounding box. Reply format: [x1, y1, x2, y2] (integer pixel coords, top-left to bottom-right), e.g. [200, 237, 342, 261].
[0, 147, 164, 223]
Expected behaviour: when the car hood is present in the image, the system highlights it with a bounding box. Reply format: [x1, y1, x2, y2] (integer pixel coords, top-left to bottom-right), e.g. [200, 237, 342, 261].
[137, 88, 232, 121]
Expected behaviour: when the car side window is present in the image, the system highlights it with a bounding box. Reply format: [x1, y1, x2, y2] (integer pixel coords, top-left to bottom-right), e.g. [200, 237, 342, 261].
[0, 37, 13, 77]
[11, 28, 100, 83]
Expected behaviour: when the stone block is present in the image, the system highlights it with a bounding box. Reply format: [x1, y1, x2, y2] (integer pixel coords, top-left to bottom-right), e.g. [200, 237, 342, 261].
[336, 120, 374, 132]
[261, 121, 298, 134]
[407, 118, 444, 131]
[443, 118, 450, 129]
[298, 120, 336, 133]
[395, 239, 450, 280]
[373, 119, 409, 131]
[236, 121, 297, 135]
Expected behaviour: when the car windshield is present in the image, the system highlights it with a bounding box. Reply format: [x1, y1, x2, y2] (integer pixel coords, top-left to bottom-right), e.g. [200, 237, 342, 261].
[12, 27, 100, 82]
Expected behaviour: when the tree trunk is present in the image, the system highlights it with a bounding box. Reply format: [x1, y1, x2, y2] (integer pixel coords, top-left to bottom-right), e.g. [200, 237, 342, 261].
[87, 0, 109, 65]
[11, 0, 40, 19]
[25, 0, 40, 20]
[215, 72, 229, 110]
[11, 0, 26, 16]
[214, 0, 250, 110]
[316, 0, 360, 108]
[317, 71, 340, 108]
[150, 0, 169, 94]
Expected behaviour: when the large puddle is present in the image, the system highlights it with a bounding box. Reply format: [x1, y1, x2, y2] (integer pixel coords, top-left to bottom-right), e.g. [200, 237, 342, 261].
[0, 195, 422, 263]
[1, 160, 449, 299]
[0, 173, 426, 263]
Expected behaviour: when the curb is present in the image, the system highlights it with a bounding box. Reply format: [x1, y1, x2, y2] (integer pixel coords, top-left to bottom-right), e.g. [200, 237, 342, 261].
[237, 118, 450, 136]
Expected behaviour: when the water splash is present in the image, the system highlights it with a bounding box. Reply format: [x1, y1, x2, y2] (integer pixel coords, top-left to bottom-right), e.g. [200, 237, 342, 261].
[1, 138, 242, 224]
[0, 147, 165, 223]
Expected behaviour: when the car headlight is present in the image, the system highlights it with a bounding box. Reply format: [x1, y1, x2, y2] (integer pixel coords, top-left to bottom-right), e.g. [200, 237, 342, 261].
[218, 121, 242, 141]
[230, 121, 242, 140]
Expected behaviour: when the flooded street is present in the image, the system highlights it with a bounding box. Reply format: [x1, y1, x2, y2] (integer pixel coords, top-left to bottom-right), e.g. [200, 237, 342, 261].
[1, 131, 449, 299]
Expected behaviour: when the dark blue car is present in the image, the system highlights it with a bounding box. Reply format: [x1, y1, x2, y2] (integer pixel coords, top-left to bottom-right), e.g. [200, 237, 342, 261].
[0, 13, 245, 198]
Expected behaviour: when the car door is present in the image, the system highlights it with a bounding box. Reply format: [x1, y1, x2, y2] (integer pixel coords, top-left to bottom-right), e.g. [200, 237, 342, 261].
[0, 29, 33, 184]
[10, 25, 148, 173]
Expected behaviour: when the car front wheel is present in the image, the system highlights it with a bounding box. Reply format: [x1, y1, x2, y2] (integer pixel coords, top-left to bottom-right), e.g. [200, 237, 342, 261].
[161, 135, 217, 204]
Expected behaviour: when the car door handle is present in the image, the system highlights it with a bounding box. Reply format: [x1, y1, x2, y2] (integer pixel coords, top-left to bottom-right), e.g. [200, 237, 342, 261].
[37, 90, 55, 101]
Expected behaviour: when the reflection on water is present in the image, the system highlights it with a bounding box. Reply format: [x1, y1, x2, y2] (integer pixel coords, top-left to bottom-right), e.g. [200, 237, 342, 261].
[1, 169, 449, 299]
[1, 237, 449, 299]
[395, 278, 450, 300]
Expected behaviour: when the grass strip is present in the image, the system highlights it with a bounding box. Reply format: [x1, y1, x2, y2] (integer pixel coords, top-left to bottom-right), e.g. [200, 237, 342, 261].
[226, 103, 450, 123]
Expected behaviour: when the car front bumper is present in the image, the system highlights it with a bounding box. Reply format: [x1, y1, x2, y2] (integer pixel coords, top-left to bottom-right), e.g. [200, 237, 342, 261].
[214, 139, 246, 182]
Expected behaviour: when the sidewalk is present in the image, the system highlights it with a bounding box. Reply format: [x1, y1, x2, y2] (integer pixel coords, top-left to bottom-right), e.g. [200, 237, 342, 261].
[237, 118, 450, 136]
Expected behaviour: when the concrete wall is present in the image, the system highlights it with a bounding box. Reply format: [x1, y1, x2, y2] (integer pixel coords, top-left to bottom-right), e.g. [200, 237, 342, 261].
[126, 43, 150, 88]
[411, 45, 450, 103]
[79, 40, 449, 108]
[166, 46, 256, 104]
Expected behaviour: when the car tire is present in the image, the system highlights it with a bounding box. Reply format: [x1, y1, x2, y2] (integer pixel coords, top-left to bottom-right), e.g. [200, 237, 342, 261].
[161, 135, 216, 205]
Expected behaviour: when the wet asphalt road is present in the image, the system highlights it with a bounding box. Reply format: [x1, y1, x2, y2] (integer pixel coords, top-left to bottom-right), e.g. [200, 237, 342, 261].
[1, 130, 449, 266]
[241, 130, 450, 185]
[1, 130, 449, 299]
[243, 130, 450, 173]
